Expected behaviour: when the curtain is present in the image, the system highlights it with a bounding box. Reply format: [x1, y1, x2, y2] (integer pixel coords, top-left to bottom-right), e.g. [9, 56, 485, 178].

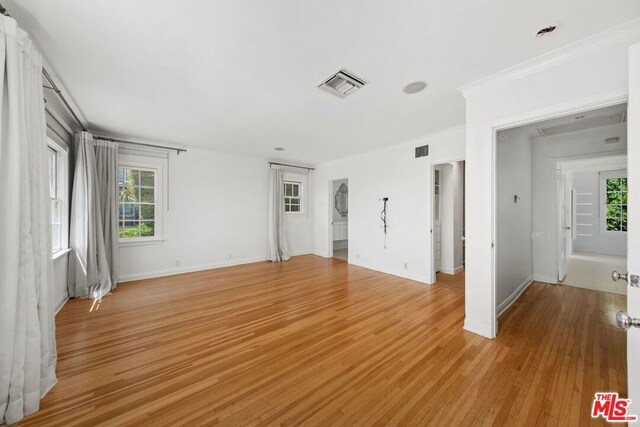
[268, 165, 290, 262]
[68, 132, 119, 303]
[0, 16, 58, 425]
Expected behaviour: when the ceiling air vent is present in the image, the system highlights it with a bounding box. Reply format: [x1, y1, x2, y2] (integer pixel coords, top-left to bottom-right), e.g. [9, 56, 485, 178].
[415, 144, 429, 158]
[318, 69, 367, 98]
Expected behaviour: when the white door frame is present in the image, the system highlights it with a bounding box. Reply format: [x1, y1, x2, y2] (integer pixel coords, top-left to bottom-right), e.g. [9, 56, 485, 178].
[430, 159, 465, 284]
[490, 89, 628, 336]
[328, 177, 349, 259]
[555, 151, 627, 282]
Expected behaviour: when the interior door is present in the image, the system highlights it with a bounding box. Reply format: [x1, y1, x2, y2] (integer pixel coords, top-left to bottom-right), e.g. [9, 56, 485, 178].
[558, 169, 569, 281]
[625, 41, 640, 417]
[434, 168, 441, 272]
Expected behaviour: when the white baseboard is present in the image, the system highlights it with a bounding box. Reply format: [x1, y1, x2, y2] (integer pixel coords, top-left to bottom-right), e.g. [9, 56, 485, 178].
[348, 259, 431, 284]
[533, 274, 556, 284]
[497, 275, 533, 317]
[119, 255, 269, 283]
[464, 318, 494, 339]
[440, 265, 464, 275]
[55, 296, 69, 315]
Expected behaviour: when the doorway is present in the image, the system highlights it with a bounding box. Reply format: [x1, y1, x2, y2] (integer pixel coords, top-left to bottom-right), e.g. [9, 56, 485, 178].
[331, 178, 349, 261]
[495, 103, 628, 316]
[432, 161, 466, 292]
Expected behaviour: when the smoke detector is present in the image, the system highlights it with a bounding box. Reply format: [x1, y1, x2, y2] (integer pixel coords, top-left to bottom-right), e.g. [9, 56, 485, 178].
[318, 69, 368, 98]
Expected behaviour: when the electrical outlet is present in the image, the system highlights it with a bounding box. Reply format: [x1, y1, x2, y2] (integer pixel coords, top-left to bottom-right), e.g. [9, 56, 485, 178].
[175, 259, 181, 267]
[228, 253, 233, 260]
[356, 253, 360, 259]
[403, 263, 408, 270]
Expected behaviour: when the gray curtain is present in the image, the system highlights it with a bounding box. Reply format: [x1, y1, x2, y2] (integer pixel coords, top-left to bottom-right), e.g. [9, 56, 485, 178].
[268, 165, 290, 262]
[68, 132, 119, 304]
[0, 16, 58, 424]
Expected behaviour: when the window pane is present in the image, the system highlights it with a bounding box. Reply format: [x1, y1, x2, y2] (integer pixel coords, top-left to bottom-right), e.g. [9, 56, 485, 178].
[118, 167, 125, 185]
[48, 150, 57, 199]
[129, 169, 141, 186]
[122, 204, 139, 220]
[120, 221, 140, 238]
[290, 205, 300, 212]
[284, 184, 291, 196]
[140, 221, 155, 237]
[141, 188, 154, 203]
[292, 184, 299, 197]
[140, 204, 155, 220]
[291, 198, 300, 206]
[140, 170, 154, 187]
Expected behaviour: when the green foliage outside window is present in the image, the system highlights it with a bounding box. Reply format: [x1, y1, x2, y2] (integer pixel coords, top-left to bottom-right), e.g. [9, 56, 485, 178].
[604, 177, 627, 232]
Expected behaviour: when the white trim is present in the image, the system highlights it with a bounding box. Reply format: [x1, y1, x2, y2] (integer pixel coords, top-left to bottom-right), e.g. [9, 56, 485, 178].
[599, 169, 628, 234]
[328, 177, 350, 258]
[440, 266, 464, 275]
[348, 259, 431, 285]
[119, 256, 269, 283]
[52, 248, 72, 261]
[463, 318, 493, 339]
[55, 297, 69, 315]
[497, 276, 534, 317]
[118, 154, 167, 244]
[318, 126, 465, 168]
[459, 18, 640, 97]
[534, 274, 556, 284]
[489, 90, 629, 340]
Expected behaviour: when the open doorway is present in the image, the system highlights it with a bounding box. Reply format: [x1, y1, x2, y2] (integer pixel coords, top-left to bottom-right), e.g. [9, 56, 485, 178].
[495, 103, 628, 317]
[331, 178, 349, 261]
[432, 161, 465, 292]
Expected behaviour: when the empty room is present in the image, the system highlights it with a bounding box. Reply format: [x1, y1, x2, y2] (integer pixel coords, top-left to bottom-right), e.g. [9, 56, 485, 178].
[1, 1, 639, 425]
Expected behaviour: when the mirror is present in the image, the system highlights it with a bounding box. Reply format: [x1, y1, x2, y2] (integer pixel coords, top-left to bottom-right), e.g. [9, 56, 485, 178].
[334, 183, 348, 217]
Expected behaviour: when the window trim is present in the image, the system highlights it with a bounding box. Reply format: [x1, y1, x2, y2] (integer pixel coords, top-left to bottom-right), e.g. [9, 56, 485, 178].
[283, 180, 303, 214]
[118, 154, 166, 245]
[283, 172, 307, 215]
[47, 138, 69, 258]
[599, 169, 627, 234]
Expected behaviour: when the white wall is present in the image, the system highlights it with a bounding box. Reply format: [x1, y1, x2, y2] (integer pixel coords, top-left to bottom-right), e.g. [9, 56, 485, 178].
[532, 123, 627, 281]
[119, 148, 312, 281]
[462, 24, 638, 338]
[496, 131, 533, 313]
[312, 127, 465, 284]
[439, 161, 464, 274]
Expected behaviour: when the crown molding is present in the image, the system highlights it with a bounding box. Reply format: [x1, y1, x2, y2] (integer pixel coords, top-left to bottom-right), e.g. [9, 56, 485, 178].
[458, 18, 640, 98]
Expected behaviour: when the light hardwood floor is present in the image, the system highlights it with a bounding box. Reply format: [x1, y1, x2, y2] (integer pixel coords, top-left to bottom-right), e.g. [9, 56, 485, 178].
[20, 255, 626, 426]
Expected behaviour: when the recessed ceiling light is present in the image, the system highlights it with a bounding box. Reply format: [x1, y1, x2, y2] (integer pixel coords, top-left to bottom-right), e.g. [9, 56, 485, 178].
[403, 81, 427, 94]
[274, 147, 286, 151]
[536, 25, 557, 38]
[574, 115, 585, 120]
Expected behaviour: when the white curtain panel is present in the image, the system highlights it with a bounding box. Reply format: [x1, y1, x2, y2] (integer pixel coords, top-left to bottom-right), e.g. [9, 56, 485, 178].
[0, 16, 58, 425]
[268, 166, 290, 262]
[94, 140, 119, 286]
[68, 132, 118, 302]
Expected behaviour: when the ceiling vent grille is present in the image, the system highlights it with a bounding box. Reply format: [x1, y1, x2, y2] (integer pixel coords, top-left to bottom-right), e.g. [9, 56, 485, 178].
[415, 144, 429, 158]
[318, 69, 367, 98]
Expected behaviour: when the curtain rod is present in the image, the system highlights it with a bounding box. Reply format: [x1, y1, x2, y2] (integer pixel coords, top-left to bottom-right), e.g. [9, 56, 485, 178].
[269, 162, 315, 171]
[93, 136, 187, 155]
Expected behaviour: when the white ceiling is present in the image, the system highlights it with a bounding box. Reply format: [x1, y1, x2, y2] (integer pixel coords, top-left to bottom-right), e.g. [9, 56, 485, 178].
[6, 0, 640, 164]
[500, 103, 628, 139]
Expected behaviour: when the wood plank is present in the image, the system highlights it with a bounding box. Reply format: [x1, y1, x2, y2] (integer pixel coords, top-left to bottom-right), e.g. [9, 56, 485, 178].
[18, 255, 626, 426]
